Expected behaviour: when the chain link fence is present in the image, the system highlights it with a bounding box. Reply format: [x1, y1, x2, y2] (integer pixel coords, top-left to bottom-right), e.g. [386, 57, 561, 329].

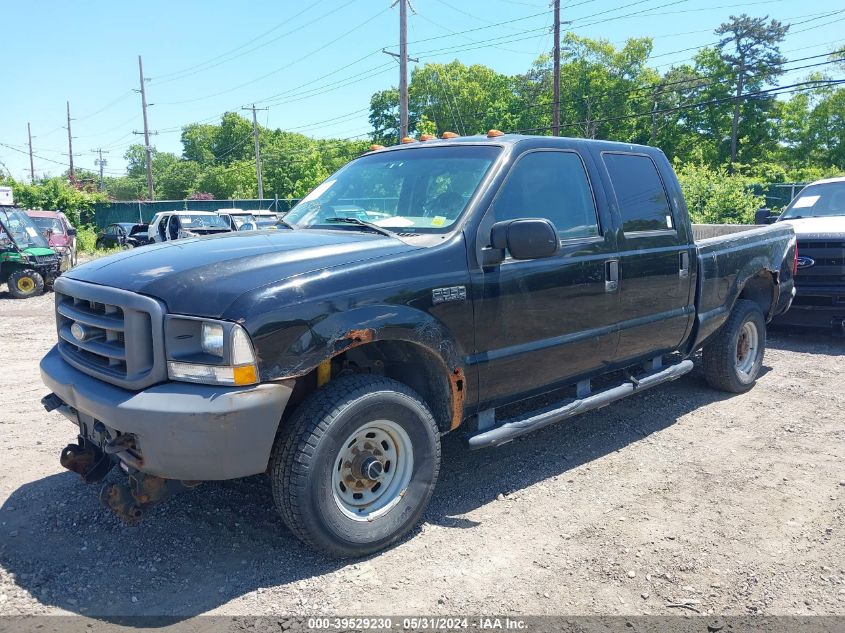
[88, 198, 301, 229]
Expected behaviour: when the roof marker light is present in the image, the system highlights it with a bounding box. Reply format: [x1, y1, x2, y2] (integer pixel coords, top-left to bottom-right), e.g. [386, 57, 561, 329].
[441, 131, 459, 139]
[487, 129, 505, 138]
[420, 134, 437, 141]
[369, 144, 385, 151]
[401, 136, 417, 144]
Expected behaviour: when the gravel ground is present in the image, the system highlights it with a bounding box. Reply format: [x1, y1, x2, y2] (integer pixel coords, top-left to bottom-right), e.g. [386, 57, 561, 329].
[0, 289, 843, 619]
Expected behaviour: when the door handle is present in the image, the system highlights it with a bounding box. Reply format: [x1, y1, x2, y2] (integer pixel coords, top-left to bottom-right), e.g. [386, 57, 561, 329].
[679, 251, 690, 278]
[605, 259, 619, 292]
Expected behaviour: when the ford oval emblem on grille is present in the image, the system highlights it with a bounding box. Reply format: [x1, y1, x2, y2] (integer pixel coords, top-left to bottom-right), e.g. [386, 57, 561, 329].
[796, 256, 815, 269]
[70, 322, 90, 342]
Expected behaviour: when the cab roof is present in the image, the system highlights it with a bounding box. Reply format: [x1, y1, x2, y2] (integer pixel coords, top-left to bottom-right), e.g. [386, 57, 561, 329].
[370, 133, 661, 156]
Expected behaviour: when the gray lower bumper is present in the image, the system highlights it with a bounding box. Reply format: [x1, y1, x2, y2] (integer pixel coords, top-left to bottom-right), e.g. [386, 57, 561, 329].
[40, 345, 292, 480]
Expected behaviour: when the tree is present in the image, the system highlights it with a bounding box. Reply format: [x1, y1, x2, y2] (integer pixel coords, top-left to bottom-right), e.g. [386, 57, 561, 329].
[715, 14, 789, 168]
[369, 88, 402, 145]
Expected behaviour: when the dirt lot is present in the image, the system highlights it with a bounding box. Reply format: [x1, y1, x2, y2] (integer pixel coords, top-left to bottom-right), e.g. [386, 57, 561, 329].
[0, 290, 843, 619]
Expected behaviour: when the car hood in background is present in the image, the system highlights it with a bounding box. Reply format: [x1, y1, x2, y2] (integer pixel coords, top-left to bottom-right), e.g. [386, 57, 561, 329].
[64, 229, 417, 317]
[781, 216, 845, 237]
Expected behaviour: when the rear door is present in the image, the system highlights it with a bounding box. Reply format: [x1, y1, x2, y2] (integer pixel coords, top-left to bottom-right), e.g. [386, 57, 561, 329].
[472, 148, 621, 409]
[599, 151, 695, 364]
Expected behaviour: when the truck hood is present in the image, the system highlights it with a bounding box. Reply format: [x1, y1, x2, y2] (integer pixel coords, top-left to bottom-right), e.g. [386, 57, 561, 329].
[64, 229, 418, 317]
[781, 216, 845, 237]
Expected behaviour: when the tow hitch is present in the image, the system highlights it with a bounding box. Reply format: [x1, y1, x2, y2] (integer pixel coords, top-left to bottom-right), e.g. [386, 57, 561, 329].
[99, 473, 200, 525]
[60, 439, 115, 483]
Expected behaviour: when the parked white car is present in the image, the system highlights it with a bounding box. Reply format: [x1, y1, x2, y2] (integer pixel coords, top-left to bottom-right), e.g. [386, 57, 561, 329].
[147, 211, 233, 243]
[217, 209, 280, 231]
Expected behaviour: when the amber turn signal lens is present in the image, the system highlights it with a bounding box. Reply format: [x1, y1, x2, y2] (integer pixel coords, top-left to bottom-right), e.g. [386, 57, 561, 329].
[441, 131, 459, 139]
[487, 129, 505, 138]
[233, 364, 259, 386]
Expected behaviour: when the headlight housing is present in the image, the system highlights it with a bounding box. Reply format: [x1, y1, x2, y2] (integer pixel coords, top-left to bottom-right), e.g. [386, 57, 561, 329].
[165, 317, 259, 386]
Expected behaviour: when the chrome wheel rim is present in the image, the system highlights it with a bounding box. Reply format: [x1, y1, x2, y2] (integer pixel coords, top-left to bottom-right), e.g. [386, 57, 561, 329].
[736, 321, 759, 379]
[331, 419, 414, 521]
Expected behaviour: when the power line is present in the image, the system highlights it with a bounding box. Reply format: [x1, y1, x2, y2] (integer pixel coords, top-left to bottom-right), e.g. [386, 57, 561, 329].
[156, 5, 391, 106]
[509, 78, 845, 134]
[151, 0, 337, 84]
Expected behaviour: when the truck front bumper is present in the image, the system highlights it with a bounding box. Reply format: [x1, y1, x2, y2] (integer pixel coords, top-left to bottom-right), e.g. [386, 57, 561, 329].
[40, 345, 293, 480]
[772, 285, 845, 334]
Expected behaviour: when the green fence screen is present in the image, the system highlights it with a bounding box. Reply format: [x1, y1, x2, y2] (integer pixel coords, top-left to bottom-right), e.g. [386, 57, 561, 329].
[89, 198, 300, 229]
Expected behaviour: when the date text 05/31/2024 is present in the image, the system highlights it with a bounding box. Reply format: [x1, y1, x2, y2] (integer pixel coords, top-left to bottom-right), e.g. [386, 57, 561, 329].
[306, 617, 528, 630]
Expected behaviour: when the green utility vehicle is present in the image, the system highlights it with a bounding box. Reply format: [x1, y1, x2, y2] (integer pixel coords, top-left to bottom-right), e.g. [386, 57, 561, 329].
[1, 202, 62, 299]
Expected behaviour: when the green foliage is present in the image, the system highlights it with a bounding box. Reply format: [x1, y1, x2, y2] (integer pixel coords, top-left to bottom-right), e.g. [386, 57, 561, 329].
[0, 176, 108, 225]
[675, 161, 765, 224]
[75, 225, 99, 254]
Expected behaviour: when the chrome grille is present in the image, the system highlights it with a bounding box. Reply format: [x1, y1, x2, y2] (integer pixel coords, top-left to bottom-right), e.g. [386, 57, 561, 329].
[53, 277, 167, 390]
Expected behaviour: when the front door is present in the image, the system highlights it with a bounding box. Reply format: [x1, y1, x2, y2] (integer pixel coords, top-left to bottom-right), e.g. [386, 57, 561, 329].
[471, 148, 621, 410]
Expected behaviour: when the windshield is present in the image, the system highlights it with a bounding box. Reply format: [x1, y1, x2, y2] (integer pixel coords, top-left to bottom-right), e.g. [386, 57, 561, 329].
[285, 145, 501, 232]
[781, 182, 845, 219]
[0, 209, 50, 249]
[178, 214, 230, 229]
[226, 213, 256, 228]
[30, 216, 65, 235]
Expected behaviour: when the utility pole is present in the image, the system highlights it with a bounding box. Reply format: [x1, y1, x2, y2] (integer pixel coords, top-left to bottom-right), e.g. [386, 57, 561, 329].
[399, 0, 409, 139]
[552, 0, 561, 137]
[242, 104, 268, 199]
[137, 55, 155, 200]
[550, 5, 572, 137]
[92, 148, 109, 191]
[27, 122, 35, 182]
[66, 101, 75, 182]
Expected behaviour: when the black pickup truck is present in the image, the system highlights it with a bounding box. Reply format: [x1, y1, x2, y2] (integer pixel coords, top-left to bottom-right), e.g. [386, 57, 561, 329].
[40, 133, 796, 557]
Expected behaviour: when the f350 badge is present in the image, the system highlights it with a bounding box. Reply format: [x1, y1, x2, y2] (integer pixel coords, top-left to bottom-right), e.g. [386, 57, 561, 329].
[432, 286, 467, 304]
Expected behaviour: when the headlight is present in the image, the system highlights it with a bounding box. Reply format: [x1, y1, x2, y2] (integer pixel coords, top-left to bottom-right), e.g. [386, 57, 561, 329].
[165, 318, 259, 386]
[201, 322, 225, 357]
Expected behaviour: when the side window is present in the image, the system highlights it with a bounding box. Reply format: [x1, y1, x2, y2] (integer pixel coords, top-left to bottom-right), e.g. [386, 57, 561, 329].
[158, 216, 169, 240]
[603, 153, 674, 233]
[106, 225, 117, 236]
[492, 151, 599, 241]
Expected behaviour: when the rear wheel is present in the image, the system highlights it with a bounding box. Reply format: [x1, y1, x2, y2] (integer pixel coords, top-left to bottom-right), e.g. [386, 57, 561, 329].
[270, 374, 441, 558]
[8, 269, 45, 299]
[702, 299, 766, 393]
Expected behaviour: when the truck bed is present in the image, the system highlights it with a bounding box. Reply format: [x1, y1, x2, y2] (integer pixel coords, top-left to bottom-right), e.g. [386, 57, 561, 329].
[691, 222, 796, 349]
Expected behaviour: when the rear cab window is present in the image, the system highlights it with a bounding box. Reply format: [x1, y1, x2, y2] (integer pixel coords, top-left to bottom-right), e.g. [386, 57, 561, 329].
[602, 152, 675, 234]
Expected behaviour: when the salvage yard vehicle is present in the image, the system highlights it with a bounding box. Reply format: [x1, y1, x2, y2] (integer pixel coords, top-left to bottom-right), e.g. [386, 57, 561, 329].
[217, 208, 279, 231]
[148, 210, 232, 243]
[39, 133, 797, 558]
[96, 223, 150, 250]
[26, 210, 78, 269]
[757, 177, 845, 335]
[1, 204, 62, 299]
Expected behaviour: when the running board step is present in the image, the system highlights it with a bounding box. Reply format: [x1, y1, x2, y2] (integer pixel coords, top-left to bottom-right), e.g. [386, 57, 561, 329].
[467, 359, 694, 450]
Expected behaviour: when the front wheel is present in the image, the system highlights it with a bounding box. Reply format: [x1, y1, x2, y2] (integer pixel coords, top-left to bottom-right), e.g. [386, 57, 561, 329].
[270, 375, 441, 558]
[7, 269, 45, 299]
[702, 299, 766, 393]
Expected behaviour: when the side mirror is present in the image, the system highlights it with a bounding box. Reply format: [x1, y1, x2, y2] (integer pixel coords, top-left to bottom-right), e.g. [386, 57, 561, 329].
[486, 218, 560, 265]
[755, 208, 776, 225]
[67, 228, 77, 236]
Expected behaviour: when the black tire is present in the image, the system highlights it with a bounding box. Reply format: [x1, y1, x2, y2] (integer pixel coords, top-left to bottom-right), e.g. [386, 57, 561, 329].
[7, 269, 45, 299]
[95, 239, 104, 250]
[702, 299, 766, 393]
[270, 374, 441, 558]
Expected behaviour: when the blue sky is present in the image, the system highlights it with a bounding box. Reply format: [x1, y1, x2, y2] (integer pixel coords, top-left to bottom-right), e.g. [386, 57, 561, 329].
[1, 0, 843, 181]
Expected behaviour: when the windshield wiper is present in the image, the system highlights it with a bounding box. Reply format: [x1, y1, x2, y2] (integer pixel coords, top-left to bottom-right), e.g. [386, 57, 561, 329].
[323, 217, 396, 237]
